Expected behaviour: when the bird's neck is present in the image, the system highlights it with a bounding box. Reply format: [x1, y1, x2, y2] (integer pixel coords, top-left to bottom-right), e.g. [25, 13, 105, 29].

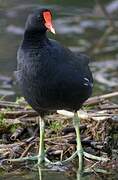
[23, 30, 48, 47]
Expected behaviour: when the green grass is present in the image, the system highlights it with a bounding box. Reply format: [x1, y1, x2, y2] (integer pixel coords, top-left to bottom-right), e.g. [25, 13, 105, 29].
[0, 112, 5, 126]
[15, 97, 32, 109]
[15, 97, 25, 104]
[49, 121, 62, 133]
[10, 124, 21, 133]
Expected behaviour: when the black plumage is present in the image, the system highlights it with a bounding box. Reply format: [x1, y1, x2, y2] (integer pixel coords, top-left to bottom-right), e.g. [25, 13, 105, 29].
[16, 8, 93, 115]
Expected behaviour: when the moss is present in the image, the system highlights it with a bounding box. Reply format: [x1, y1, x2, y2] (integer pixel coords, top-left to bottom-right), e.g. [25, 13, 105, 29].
[83, 105, 94, 111]
[5, 107, 12, 112]
[49, 121, 62, 133]
[10, 124, 21, 133]
[0, 113, 5, 126]
[15, 97, 32, 109]
[15, 97, 25, 104]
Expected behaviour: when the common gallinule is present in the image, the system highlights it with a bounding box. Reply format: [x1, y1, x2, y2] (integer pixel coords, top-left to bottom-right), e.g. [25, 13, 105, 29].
[16, 8, 107, 167]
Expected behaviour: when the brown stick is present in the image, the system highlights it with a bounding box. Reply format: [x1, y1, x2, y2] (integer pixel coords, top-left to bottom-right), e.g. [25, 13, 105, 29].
[20, 142, 35, 158]
[0, 101, 24, 108]
[84, 92, 118, 106]
[10, 127, 25, 141]
[0, 142, 25, 149]
[95, 0, 116, 30]
[99, 105, 118, 110]
[1, 110, 38, 118]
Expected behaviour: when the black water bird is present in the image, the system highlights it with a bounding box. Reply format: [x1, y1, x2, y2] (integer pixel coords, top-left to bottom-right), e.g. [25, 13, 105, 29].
[16, 8, 96, 167]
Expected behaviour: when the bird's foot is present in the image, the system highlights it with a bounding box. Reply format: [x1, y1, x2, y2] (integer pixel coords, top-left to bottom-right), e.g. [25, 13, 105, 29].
[8, 155, 38, 163]
[44, 157, 63, 166]
[8, 154, 48, 166]
[7, 151, 109, 165]
[8, 155, 64, 166]
[37, 154, 45, 165]
[7, 151, 77, 166]
[83, 151, 109, 162]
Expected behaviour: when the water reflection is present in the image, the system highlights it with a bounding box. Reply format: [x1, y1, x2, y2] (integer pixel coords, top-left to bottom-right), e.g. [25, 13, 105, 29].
[37, 166, 116, 180]
[0, 166, 114, 180]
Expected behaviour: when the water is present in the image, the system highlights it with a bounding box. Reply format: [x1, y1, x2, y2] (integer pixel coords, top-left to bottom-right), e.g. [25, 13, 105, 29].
[0, 166, 117, 180]
[0, 0, 118, 179]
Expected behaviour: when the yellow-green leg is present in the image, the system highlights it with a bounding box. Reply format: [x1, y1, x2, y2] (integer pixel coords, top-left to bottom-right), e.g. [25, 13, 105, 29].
[38, 117, 45, 165]
[73, 112, 83, 171]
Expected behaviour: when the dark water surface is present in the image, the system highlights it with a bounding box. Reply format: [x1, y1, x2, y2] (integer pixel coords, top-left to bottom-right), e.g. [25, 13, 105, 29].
[0, 166, 118, 180]
[0, 0, 118, 179]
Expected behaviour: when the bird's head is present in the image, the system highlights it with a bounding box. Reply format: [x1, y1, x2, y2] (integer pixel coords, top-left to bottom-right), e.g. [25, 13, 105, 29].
[25, 8, 55, 34]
